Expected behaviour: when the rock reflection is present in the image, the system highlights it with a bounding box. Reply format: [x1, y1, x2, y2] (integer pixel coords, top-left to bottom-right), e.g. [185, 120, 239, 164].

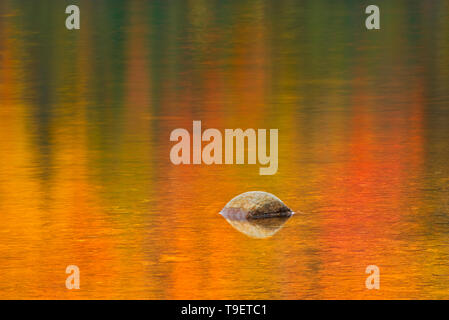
[220, 212, 292, 239]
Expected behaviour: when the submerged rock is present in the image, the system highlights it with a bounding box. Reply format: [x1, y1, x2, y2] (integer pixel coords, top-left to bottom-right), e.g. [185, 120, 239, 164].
[220, 191, 293, 219]
[222, 216, 291, 239]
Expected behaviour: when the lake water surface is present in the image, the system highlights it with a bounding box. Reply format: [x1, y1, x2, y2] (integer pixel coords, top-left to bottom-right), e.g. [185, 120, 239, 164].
[1, 0, 449, 299]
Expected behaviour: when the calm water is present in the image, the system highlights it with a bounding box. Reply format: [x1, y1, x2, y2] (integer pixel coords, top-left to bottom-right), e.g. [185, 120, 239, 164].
[1, 0, 449, 299]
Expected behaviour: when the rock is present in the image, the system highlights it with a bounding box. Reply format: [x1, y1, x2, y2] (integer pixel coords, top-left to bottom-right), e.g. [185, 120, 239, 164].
[222, 216, 291, 239]
[220, 191, 293, 219]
